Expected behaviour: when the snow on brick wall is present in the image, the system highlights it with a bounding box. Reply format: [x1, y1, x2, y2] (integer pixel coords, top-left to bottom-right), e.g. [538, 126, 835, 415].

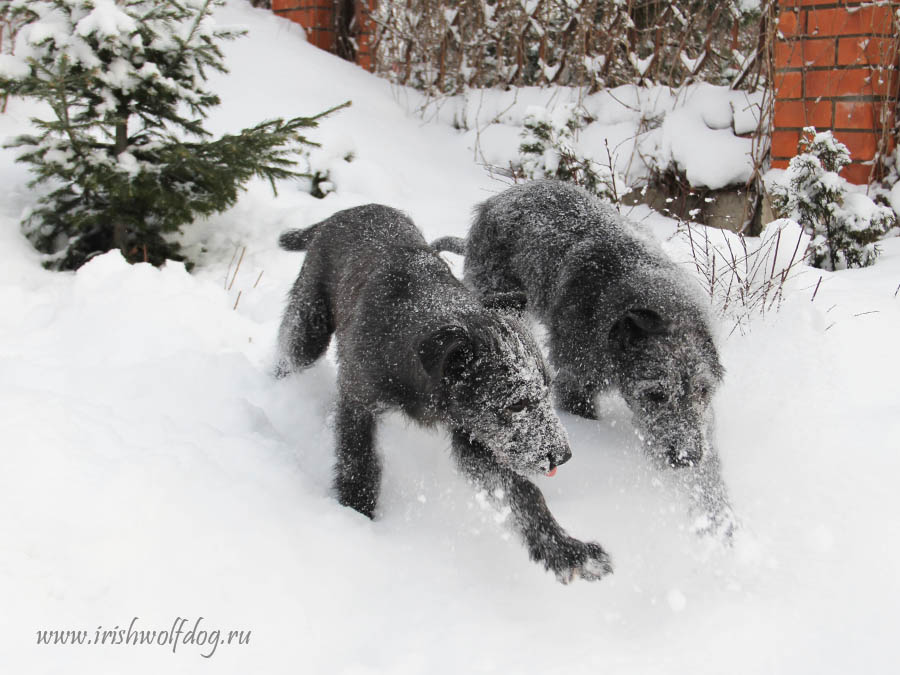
[271, 0, 376, 71]
[773, 0, 900, 184]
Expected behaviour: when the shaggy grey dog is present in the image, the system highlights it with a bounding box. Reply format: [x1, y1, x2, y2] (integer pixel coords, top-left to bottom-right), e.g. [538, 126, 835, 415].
[277, 204, 612, 582]
[435, 181, 735, 535]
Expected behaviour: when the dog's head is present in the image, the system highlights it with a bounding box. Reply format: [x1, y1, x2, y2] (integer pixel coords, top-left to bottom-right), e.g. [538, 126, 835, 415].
[418, 315, 571, 476]
[610, 309, 723, 468]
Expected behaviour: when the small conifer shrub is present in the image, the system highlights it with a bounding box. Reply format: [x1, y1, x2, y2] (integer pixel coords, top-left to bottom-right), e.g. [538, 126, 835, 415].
[769, 127, 894, 270]
[517, 103, 625, 203]
[0, 0, 346, 269]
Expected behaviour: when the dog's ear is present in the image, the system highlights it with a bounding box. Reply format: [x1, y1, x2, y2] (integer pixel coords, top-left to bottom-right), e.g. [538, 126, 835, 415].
[417, 324, 471, 381]
[481, 291, 528, 313]
[609, 308, 669, 350]
[702, 335, 725, 380]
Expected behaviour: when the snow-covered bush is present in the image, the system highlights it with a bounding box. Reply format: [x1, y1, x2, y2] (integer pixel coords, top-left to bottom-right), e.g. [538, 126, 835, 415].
[0, 0, 343, 270]
[306, 145, 356, 199]
[769, 127, 894, 271]
[516, 103, 626, 203]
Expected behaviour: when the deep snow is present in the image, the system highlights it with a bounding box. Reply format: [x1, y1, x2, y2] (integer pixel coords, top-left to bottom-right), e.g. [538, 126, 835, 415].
[1, 2, 900, 674]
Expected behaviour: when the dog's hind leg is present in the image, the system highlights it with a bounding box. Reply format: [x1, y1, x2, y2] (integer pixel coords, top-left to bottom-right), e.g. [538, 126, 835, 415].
[451, 432, 612, 583]
[334, 399, 381, 519]
[276, 274, 333, 377]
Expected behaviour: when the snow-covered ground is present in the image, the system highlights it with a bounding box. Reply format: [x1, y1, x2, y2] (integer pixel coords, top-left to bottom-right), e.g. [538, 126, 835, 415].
[2, 2, 900, 673]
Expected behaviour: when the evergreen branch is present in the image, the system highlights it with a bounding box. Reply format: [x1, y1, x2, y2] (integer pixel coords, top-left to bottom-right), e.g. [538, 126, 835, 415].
[164, 0, 212, 81]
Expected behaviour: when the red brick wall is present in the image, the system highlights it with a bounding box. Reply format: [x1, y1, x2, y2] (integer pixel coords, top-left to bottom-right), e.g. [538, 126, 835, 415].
[272, 0, 376, 72]
[272, 1, 336, 52]
[773, 0, 900, 184]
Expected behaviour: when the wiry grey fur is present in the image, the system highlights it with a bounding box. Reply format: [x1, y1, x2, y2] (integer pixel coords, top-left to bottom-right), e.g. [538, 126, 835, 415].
[277, 204, 613, 581]
[438, 180, 735, 536]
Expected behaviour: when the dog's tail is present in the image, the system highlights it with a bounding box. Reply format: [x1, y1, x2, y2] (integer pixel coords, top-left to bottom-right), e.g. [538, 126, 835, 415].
[430, 235, 466, 256]
[278, 223, 322, 252]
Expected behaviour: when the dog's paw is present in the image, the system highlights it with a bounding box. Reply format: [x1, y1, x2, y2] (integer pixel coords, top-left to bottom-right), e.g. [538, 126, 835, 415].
[552, 540, 613, 584]
[692, 506, 739, 544]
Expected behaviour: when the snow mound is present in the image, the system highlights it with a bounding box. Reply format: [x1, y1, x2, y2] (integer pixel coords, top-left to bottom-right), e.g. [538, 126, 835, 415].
[431, 82, 763, 190]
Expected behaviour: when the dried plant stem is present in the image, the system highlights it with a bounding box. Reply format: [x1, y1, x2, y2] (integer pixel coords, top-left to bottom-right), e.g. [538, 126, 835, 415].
[680, 220, 808, 335]
[811, 276, 823, 302]
[224, 245, 239, 289]
[228, 246, 246, 292]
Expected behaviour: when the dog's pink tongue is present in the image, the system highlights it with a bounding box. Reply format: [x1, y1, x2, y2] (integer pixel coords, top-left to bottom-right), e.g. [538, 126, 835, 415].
[546, 467, 557, 477]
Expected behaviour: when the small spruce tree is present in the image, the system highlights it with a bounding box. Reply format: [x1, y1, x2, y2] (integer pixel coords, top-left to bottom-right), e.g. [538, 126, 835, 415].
[769, 127, 894, 270]
[0, 0, 346, 269]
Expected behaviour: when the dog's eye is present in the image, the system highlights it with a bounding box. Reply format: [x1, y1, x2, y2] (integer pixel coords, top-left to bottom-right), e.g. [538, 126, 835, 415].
[643, 389, 668, 404]
[506, 399, 531, 414]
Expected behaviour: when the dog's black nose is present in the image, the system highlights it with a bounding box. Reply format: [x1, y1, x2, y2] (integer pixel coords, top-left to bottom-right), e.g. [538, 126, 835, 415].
[551, 446, 572, 470]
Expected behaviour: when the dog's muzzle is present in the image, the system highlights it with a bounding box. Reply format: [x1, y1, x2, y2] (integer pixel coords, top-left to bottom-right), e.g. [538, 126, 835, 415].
[546, 446, 573, 476]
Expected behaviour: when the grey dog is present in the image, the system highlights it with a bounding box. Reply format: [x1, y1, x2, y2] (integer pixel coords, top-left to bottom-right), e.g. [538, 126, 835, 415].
[276, 204, 613, 581]
[434, 181, 735, 535]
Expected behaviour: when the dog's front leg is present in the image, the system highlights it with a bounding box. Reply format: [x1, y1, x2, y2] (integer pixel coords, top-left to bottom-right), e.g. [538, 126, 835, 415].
[334, 399, 381, 519]
[683, 449, 738, 541]
[451, 432, 612, 583]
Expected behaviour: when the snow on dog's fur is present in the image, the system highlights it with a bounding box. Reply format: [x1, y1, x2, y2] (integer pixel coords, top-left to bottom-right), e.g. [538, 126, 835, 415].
[437, 180, 735, 536]
[277, 204, 612, 581]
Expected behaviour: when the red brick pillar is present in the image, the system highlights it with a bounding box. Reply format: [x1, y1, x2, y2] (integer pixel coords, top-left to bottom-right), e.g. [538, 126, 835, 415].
[355, 0, 377, 72]
[773, 0, 900, 184]
[272, 0, 377, 72]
